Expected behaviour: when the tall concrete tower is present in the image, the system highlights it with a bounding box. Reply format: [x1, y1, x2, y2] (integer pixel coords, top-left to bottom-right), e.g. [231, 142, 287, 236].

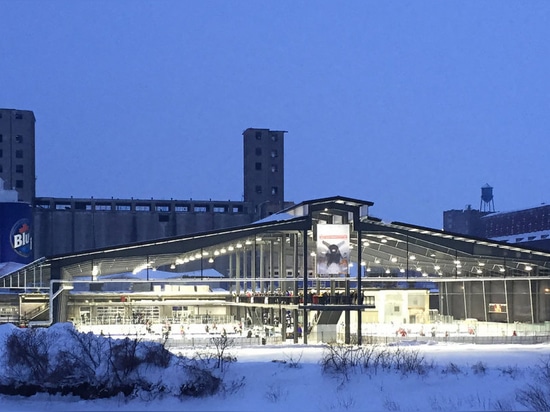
[0, 109, 36, 203]
[242, 128, 286, 219]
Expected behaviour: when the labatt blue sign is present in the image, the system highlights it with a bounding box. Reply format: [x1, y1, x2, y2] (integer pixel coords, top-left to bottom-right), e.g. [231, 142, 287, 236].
[10, 218, 32, 258]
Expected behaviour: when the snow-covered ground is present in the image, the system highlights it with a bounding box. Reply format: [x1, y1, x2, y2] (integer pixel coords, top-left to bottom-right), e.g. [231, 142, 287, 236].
[0, 323, 549, 411]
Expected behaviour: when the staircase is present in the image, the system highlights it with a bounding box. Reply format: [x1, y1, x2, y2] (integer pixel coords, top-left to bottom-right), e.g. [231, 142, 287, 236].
[308, 310, 342, 343]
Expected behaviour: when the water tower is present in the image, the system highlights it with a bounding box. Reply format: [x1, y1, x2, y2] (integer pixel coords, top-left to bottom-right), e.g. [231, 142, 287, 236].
[480, 184, 495, 212]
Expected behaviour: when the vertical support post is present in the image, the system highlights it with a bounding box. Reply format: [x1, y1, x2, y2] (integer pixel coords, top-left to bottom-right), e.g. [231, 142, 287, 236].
[462, 281, 467, 319]
[344, 278, 350, 344]
[529, 279, 534, 324]
[279, 235, 285, 294]
[293, 233, 299, 344]
[504, 279, 510, 323]
[229, 253, 234, 292]
[303, 228, 308, 345]
[406, 235, 409, 280]
[269, 240, 274, 294]
[482, 280, 488, 321]
[357, 228, 362, 345]
[235, 251, 241, 296]
[242, 247, 247, 293]
[445, 282, 450, 315]
[252, 240, 257, 294]
[260, 243, 264, 293]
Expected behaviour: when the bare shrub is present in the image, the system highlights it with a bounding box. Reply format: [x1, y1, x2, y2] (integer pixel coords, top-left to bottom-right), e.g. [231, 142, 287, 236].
[220, 376, 246, 397]
[4, 328, 50, 383]
[516, 384, 550, 411]
[383, 397, 401, 411]
[179, 364, 221, 398]
[372, 348, 393, 373]
[141, 341, 172, 368]
[51, 329, 109, 385]
[471, 361, 487, 376]
[321, 344, 431, 379]
[360, 344, 378, 370]
[394, 348, 430, 376]
[108, 336, 142, 383]
[336, 395, 356, 410]
[265, 384, 288, 403]
[492, 399, 515, 411]
[210, 335, 235, 372]
[134, 379, 169, 401]
[320, 344, 356, 380]
[516, 355, 550, 411]
[537, 355, 550, 382]
[283, 351, 303, 368]
[441, 362, 463, 376]
[498, 365, 521, 379]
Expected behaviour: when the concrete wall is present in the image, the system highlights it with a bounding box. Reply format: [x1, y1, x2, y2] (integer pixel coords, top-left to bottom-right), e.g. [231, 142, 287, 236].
[33, 198, 255, 257]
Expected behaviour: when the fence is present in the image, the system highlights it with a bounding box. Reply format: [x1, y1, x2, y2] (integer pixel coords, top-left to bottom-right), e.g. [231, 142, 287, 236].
[346, 334, 550, 346]
[164, 335, 283, 350]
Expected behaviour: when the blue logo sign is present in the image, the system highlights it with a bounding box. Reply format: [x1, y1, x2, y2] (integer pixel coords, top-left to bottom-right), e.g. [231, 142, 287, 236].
[10, 218, 32, 257]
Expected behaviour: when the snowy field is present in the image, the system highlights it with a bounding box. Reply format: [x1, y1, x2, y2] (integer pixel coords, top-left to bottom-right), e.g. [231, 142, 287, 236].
[0, 323, 549, 411]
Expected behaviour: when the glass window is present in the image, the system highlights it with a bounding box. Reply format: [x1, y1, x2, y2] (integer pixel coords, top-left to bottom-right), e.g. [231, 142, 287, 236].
[271, 186, 278, 195]
[271, 150, 278, 158]
[255, 147, 262, 156]
[15, 150, 23, 158]
[15, 135, 23, 143]
[255, 185, 262, 194]
[255, 162, 262, 171]
[0, 134, 3, 143]
[271, 164, 278, 172]
[270, 133, 278, 142]
[255, 131, 262, 140]
[16, 164, 23, 173]
[16, 180, 23, 188]
[15, 113, 22, 120]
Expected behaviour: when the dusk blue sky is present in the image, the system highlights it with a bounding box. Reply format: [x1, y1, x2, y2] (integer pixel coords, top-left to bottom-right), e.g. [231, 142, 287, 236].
[2, 1, 550, 229]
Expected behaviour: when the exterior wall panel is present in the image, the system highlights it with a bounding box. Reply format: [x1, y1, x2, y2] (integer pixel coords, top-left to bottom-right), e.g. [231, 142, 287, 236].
[0, 202, 33, 264]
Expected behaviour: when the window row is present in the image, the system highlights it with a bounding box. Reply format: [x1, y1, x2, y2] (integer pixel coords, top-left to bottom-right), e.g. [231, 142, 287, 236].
[37, 202, 245, 214]
[0, 165, 24, 173]
[0, 149, 24, 158]
[255, 162, 279, 172]
[0, 113, 24, 119]
[255, 186, 279, 195]
[254, 131, 279, 142]
[0, 134, 24, 143]
[254, 148, 279, 158]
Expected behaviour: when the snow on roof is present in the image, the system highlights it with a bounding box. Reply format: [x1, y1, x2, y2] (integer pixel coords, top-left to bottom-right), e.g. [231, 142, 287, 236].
[253, 212, 298, 224]
[482, 203, 550, 218]
[0, 261, 26, 277]
[490, 229, 550, 244]
[99, 268, 224, 281]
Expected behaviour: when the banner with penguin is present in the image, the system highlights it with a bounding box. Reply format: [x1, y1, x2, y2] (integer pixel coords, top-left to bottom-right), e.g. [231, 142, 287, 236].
[316, 224, 350, 276]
